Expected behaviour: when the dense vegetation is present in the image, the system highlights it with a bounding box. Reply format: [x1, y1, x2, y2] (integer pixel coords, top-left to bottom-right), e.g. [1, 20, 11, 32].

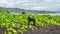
[0, 10, 60, 34]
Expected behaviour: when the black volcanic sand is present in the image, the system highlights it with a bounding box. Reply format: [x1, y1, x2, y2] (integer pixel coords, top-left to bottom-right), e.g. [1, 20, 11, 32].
[0, 25, 60, 34]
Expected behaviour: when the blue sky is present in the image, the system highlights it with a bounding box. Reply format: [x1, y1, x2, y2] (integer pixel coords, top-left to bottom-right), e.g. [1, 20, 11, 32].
[0, 0, 60, 11]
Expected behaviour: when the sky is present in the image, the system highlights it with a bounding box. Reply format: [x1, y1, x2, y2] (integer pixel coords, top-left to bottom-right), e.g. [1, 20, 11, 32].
[0, 0, 60, 11]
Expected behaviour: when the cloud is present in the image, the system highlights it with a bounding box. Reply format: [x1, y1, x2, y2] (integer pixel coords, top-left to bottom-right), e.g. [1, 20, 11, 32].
[0, 0, 8, 3]
[0, 0, 60, 11]
[44, 0, 52, 2]
[0, 0, 15, 7]
[31, 6, 46, 10]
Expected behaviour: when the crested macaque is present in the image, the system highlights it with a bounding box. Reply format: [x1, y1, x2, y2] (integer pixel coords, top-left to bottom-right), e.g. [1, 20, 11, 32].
[28, 16, 36, 27]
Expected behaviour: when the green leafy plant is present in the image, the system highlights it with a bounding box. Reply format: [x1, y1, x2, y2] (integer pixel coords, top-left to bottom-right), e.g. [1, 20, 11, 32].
[0, 10, 60, 34]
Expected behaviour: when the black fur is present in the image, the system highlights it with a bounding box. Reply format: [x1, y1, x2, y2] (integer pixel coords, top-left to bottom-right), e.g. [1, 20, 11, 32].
[28, 16, 36, 26]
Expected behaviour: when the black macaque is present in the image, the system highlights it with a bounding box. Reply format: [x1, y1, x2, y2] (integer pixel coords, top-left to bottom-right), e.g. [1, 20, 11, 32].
[28, 16, 36, 27]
